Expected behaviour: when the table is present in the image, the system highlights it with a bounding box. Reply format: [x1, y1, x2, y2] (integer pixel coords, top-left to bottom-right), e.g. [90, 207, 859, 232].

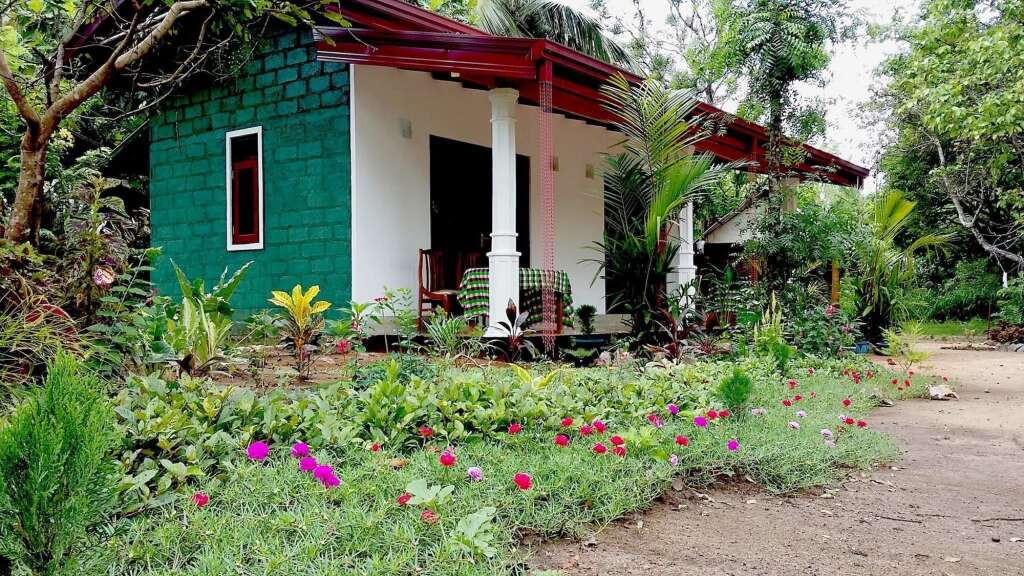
[457, 268, 573, 329]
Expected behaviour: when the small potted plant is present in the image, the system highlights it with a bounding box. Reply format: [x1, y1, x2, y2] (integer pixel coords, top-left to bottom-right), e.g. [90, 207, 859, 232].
[570, 304, 605, 349]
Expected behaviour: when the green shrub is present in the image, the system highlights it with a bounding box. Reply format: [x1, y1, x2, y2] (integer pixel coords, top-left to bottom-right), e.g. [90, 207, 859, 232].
[929, 259, 1001, 320]
[996, 276, 1024, 325]
[0, 353, 118, 575]
[716, 367, 753, 411]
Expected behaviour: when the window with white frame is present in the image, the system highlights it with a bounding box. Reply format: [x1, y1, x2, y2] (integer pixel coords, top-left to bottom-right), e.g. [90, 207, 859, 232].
[226, 127, 264, 251]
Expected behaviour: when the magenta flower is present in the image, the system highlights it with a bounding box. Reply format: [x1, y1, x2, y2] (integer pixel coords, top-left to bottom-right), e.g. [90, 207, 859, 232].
[467, 466, 483, 482]
[299, 456, 318, 472]
[727, 439, 740, 452]
[693, 416, 709, 428]
[667, 403, 679, 416]
[291, 442, 310, 458]
[313, 465, 335, 482]
[319, 472, 340, 488]
[247, 441, 269, 461]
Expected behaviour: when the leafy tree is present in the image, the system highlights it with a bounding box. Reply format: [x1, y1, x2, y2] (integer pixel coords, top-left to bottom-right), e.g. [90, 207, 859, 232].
[715, 0, 852, 190]
[875, 0, 1024, 270]
[0, 0, 336, 245]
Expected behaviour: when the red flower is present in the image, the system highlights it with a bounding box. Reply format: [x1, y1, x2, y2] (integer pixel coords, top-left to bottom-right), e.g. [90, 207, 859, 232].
[675, 435, 689, 446]
[793, 395, 803, 402]
[336, 339, 352, 354]
[810, 391, 817, 398]
[513, 472, 533, 490]
[554, 434, 570, 447]
[706, 410, 718, 420]
[592, 420, 607, 434]
[580, 424, 593, 436]
[807, 367, 815, 375]
[842, 398, 852, 407]
[891, 378, 899, 385]
[903, 380, 911, 387]
[908, 370, 914, 376]
[612, 445, 626, 458]
[844, 417, 855, 425]
[439, 451, 456, 467]
[718, 409, 730, 419]
[370, 443, 381, 452]
[787, 379, 798, 389]
[421, 509, 439, 524]
[782, 399, 793, 407]
[419, 426, 434, 438]
[397, 492, 412, 506]
[561, 417, 574, 427]
[592, 442, 608, 454]
[610, 435, 625, 446]
[192, 491, 209, 508]
[507, 422, 522, 435]
[857, 420, 868, 428]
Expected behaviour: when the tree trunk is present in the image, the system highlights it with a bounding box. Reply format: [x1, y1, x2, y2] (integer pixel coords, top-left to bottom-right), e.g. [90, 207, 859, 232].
[765, 97, 784, 195]
[4, 133, 48, 244]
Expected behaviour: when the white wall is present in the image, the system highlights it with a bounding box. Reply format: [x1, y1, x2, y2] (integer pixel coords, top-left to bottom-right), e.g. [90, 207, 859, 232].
[350, 65, 620, 312]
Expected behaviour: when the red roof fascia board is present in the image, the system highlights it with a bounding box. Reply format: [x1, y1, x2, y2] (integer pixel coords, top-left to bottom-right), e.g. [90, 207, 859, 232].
[329, 0, 482, 35]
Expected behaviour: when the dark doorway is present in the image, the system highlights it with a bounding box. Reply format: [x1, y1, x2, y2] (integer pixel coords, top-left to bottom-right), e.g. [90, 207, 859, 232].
[429, 135, 530, 289]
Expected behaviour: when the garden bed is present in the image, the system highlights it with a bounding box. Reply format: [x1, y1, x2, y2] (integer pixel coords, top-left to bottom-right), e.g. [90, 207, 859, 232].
[79, 355, 933, 576]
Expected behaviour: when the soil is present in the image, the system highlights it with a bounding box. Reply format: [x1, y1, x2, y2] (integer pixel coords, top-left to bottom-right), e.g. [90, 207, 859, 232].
[529, 341, 1024, 575]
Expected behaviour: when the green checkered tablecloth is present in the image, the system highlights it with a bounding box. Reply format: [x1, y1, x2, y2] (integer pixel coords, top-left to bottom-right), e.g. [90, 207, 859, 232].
[457, 267, 573, 327]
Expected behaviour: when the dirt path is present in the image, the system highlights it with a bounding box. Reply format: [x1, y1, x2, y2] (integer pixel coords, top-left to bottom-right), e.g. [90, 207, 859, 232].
[530, 343, 1024, 576]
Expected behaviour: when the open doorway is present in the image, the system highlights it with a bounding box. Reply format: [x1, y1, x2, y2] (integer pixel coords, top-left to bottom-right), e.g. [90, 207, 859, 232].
[429, 135, 530, 289]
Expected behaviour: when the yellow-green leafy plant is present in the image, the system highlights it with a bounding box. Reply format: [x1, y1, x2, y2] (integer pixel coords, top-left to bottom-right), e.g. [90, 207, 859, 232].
[882, 322, 930, 373]
[269, 285, 332, 378]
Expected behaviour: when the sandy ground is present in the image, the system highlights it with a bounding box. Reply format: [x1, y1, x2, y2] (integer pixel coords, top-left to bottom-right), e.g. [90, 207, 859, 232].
[529, 342, 1024, 576]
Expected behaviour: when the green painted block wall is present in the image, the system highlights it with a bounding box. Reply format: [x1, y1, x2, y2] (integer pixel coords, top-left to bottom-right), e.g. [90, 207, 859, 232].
[149, 30, 350, 315]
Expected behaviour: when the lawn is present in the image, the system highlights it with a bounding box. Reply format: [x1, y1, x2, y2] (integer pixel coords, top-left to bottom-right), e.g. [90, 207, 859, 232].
[908, 318, 990, 338]
[76, 356, 927, 576]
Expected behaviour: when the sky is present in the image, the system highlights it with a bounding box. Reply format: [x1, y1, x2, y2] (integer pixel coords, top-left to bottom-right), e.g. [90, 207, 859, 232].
[563, 0, 922, 192]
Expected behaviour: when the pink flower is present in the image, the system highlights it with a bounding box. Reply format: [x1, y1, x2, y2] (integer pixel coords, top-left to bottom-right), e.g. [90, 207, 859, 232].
[247, 441, 269, 461]
[290, 442, 310, 458]
[750, 407, 768, 416]
[788, 421, 801, 430]
[513, 472, 533, 490]
[580, 424, 593, 436]
[719, 409, 730, 419]
[554, 434, 570, 447]
[693, 416, 708, 428]
[592, 442, 608, 454]
[336, 339, 352, 354]
[787, 379, 797, 389]
[675, 435, 689, 446]
[592, 420, 607, 434]
[299, 456, 318, 472]
[820, 429, 833, 439]
[647, 413, 664, 428]
[439, 450, 456, 467]
[467, 466, 483, 481]
[727, 439, 740, 452]
[667, 403, 679, 415]
[612, 445, 626, 457]
[669, 454, 679, 467]
[796, 410, 807, 418]
[807, 367, 815, 375]
[842, 398, 852, 408]
[782, 399, 793, 407]
[313, 465, 334, 483]
[610, 435, 625, 446]
[421, 509, 439, 524]
[92, 266, 115, 289]
[706, 410, 718, 421]
[320, 472, 340, 488]
[507, 422, 522, 435]
[192, 491, 209, 508]
[561, 417, 574, 427]
[419, 426, 434, 438]
[397, 492, 412, 506]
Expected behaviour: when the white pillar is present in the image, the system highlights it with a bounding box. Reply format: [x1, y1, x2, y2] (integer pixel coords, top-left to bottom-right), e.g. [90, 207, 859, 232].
[678, 201, 697, 289]
[486, 88, 521, 335]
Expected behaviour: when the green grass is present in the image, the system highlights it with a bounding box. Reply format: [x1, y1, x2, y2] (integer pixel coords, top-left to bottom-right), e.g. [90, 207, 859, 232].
[907, 318, 989, 337]
[78, 361, 929, 576]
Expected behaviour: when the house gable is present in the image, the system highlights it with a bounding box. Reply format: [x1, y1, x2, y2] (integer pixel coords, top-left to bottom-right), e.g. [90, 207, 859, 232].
[149, 30, 351, 314]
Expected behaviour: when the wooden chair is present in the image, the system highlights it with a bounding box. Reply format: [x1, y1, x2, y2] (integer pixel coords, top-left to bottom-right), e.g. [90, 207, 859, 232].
[418, 249, 457, 328]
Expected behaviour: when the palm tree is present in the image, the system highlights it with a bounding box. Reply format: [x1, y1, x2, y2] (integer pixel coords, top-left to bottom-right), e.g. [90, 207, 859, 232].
[417, 0, 630, 65]
[591, 75, 741, 343]
[854, 190, 951, 342]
